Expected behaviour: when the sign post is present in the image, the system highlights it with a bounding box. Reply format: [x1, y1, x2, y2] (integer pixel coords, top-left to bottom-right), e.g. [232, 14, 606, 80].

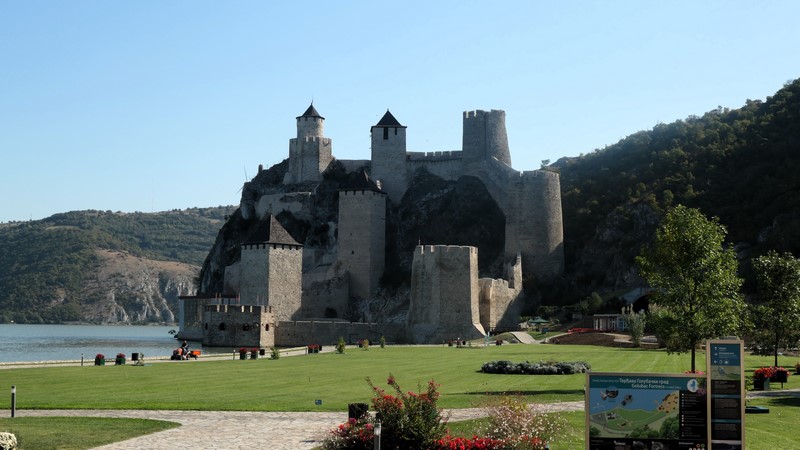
[707, 339, 745, 449]
[586, 372, 707, 449]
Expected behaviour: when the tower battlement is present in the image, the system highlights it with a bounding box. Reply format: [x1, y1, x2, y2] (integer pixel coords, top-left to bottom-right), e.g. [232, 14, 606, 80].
[289, 136, 332, 145]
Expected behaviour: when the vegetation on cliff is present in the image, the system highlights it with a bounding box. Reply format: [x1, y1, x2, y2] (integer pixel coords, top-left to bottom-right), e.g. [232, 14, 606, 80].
[558, 78, 800, 300]
[0, 207, 233, 323]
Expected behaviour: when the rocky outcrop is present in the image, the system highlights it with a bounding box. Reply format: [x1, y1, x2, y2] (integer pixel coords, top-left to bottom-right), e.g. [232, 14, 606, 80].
[81, 250, 197, 323]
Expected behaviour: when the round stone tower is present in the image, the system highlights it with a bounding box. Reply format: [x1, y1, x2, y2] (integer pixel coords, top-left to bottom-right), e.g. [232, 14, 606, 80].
[296, 103, 324, 138]
[285, 103, 333, 184]
[462, 109, 512, 171]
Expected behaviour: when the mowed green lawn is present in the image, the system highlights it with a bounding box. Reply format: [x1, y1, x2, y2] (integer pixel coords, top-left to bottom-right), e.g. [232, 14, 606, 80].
[0, 345, 701, 411]
[1, 344, 798, 449]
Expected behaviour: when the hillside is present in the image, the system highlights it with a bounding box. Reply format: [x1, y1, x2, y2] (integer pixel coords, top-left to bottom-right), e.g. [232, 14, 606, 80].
[556, 78, 800, 300]
[0, 207, 234, 323]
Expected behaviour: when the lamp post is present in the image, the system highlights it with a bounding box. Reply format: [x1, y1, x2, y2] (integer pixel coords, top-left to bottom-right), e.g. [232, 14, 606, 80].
[373, 420, 381, 450]
[11, 385, 16, 418]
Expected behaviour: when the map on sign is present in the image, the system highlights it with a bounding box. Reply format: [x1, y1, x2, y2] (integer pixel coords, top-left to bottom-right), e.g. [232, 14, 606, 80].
[589, 386, 680, 438]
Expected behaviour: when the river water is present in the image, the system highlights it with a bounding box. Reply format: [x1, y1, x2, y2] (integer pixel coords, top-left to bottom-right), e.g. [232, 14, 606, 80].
[0, 324, 229, 363]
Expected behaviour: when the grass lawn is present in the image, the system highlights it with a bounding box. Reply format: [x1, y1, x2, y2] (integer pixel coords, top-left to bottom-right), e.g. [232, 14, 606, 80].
[0, 345, 704, 412]
[0, 417, 179, 450]
[0, 344, 798, 448]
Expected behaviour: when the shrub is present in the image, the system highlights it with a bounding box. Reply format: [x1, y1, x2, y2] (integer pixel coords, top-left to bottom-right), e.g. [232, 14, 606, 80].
[480, 397, 567, 449]
[367, 374, 447, 449]
[322, 375, 447, 450]
[270, 347, 280, 360]
[380, 335, 386, 348]
[361, 339, 370, 350]
[336, 336, 346, 354]
[480, 360, 590, 375]
[322, 417, 374, 450]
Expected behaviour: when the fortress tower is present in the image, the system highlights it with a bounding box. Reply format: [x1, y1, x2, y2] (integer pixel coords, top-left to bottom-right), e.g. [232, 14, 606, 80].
[370, 110, 408, 202]
[462, 109, 512, 171]
[406, 245, 486, 344]
[285, 104, 333, 184]
[337, 170, 386, 300]
[238, 215, 303, 321]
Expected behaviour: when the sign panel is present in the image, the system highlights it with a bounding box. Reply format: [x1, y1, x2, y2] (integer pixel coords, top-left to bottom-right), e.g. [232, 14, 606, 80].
[706, 340, 745, 449]
[586, 372, 708, 450]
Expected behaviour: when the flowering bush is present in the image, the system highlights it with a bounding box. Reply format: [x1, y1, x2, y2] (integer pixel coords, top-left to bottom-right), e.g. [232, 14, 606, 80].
[754, 367, 776, 380]
[322, 374, 447, 450]
[322, 417, 374, 450]
[479, 397, 567, 450]
[116, 353, 126, 359]
[433, 435, 506, 450]
[238, 347, 248, 354]
[95, 353, 105, 360]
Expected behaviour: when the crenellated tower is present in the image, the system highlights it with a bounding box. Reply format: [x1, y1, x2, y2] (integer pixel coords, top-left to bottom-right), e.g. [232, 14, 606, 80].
[285, 104, 333, 184]
[462, 109, 512, 172]
[239, 215, 303, 321]
[370, 110, 408, 202]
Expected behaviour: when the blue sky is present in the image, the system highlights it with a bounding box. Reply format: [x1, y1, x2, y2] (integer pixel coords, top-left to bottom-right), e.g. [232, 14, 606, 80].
[2, 1, 799, 222]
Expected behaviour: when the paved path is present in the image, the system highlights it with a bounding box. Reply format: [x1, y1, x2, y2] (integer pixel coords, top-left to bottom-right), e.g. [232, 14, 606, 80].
[11, 402, 584, 450]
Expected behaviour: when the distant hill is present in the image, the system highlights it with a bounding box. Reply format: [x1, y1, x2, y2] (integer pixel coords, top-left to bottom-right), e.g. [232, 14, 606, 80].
[0, 207, 235, 323]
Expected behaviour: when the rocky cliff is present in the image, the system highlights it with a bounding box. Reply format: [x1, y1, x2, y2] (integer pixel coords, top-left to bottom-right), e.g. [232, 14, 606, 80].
[81, 250, 197, 323]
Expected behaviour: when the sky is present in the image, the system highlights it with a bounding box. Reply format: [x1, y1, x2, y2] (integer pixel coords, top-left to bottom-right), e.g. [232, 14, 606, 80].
[2, 1, 799, 223]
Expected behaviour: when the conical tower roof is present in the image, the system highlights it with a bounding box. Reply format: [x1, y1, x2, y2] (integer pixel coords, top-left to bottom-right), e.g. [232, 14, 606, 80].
[297, 103, 324, 120]
[244, 215, 301, 246]
[373, 109, 406, 128]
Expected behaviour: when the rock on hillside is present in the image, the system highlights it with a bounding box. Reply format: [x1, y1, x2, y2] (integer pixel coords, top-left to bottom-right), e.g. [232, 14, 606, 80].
[81, 250, 197, 323]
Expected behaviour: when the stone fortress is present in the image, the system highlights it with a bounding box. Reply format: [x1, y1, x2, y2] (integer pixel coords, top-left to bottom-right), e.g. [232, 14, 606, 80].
[178, 104, 564, 348]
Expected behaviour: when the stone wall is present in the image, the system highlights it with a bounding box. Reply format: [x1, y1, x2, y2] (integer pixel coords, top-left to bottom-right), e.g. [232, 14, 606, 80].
[301, 275, 350, 319]
[202, 304, 275, 348]
[406, 245, 486, 344]
[337, 189, 386, 300]
[274, 320, 382, 347]
[478, 256, 523, 332]
[407, 154, 463, 182]
[255, 192, 313, 220]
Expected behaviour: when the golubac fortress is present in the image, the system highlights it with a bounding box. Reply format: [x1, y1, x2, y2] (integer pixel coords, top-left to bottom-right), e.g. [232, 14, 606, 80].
[178, 105, 564, 347]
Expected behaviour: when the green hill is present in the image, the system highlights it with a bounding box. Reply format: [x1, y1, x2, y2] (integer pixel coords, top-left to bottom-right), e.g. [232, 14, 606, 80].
[0, 207, 234, 323]
[556, 78, 800, 300]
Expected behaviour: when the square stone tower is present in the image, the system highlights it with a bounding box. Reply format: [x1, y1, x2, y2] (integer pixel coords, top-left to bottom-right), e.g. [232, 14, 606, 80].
[239, 215, 303, 322]
[337, 170, 386, 300]
[370, 110, 407, 202]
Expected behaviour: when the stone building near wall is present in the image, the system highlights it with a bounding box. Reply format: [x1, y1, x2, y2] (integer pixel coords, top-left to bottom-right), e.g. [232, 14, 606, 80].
[179, 104, 563, 348]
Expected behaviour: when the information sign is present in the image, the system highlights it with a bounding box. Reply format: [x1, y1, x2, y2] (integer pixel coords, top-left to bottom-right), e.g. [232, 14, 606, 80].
[586, 372, 708, 450]
[706, 339, 745, 449]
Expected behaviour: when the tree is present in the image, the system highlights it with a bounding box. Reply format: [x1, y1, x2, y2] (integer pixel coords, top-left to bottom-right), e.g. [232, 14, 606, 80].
[636, 205, 745, 373]
[621, 305, 646, 347]
[751, 251, 800, 367]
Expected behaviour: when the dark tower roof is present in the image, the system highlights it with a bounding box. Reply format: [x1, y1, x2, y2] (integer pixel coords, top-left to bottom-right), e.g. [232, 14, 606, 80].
[340, 168, 384, 194]
[373, 109, 405, 128]
[244, 215, 301, 246]
[297, 103, 324, 120]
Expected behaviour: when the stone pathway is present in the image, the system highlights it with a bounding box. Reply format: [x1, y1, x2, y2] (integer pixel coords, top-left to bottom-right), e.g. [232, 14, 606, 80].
[12, 402, 585, 449]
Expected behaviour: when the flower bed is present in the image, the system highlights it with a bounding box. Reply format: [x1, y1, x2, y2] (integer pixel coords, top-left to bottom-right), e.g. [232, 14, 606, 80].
[480, 360, 591, 375]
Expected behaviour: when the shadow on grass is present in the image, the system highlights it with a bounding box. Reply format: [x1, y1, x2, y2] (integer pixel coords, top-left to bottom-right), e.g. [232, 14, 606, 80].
[458, 389, 584, 397]
[764, 396, 800, 407]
